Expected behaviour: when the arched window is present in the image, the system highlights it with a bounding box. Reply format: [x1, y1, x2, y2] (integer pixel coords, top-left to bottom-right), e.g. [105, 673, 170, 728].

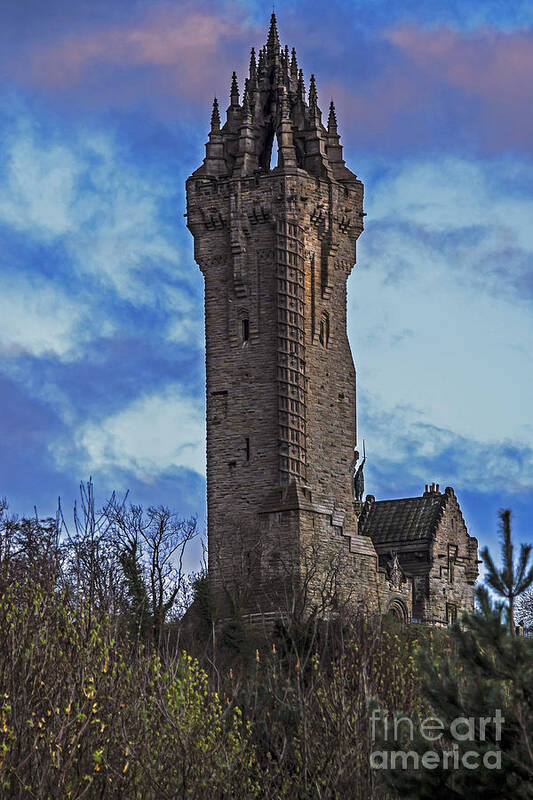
[319, 312, 330, 348]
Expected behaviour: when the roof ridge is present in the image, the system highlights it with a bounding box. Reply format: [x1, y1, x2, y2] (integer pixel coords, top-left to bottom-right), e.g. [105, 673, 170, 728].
[372, 494, 445, 505]
[361, 491, 449, 545]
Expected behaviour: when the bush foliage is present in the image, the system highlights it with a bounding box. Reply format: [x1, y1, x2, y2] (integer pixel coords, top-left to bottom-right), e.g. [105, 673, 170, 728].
[0, 492, 531, 798]
[0, 577, 427, 798]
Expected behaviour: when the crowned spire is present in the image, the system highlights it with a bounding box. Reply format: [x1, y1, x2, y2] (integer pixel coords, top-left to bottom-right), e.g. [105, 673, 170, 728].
[267, 12, 280, 51]
[210, 97, 220, 131]
[195, 11, 359, 181]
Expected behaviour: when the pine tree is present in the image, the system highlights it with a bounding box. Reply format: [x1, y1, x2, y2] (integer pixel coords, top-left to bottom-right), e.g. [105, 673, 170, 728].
[482, 508, 533, 634]
[373, 587, 533, 798]
[372, 510, 533, 799]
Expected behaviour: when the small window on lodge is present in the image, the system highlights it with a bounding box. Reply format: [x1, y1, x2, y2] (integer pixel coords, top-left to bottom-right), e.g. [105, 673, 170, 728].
[242, 318, 249, 343]
[446, 603, 457, 625]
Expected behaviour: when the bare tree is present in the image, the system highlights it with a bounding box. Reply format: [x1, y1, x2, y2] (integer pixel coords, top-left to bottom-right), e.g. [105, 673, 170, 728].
[60, 481, 128, 632]
[106, 501, 198, 647]
[0, 498, 63, 593]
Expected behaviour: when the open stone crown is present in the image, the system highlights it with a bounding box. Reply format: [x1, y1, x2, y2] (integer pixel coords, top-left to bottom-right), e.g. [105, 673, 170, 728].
[196, 13, 356, 182]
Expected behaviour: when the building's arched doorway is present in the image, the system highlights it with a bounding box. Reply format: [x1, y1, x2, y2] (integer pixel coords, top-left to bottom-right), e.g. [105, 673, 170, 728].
[386, 598, 408, 623]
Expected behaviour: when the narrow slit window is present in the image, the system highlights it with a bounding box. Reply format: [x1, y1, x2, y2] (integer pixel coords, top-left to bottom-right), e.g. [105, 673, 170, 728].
[242, 318, 249, 343]
[319, 312, 330, 347]
[245, 437, 250, 461]
[448, 545, 457, 584]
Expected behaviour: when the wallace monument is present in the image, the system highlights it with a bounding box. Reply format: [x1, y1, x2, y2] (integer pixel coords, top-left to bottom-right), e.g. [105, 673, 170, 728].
[186, 15, 479, 625]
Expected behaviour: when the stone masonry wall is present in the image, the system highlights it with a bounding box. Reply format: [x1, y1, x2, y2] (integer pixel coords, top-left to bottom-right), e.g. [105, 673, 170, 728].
[186, 167, 368, 612]
[426, 490, 478, 624]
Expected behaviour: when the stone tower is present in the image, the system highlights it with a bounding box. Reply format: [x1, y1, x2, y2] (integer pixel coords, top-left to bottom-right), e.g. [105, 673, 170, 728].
[186, 15, 415, 619]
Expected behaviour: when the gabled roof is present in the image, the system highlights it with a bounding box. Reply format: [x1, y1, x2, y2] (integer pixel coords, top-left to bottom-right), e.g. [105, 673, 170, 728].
[359, 488, 449, 546]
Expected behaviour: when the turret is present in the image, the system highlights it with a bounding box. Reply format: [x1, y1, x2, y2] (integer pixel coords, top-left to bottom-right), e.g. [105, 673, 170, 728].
[277, 88, 297, 169]
[203, 98, 227, 176]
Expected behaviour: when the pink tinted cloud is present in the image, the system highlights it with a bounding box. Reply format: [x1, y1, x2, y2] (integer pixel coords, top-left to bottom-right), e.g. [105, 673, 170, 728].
[9, 10, 533, 152]
[386, 25, 533, 102]
[318, 24, 533, 152]
[17, 2, 257, 108]
[379, 25, 533, 148]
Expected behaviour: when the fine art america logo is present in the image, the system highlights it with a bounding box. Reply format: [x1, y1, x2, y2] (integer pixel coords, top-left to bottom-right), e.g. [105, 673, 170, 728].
[370, 709, 504, 771]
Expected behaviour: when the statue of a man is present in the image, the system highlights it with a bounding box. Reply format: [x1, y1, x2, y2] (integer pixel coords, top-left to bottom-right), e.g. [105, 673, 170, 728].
[351, 443, 366, 502]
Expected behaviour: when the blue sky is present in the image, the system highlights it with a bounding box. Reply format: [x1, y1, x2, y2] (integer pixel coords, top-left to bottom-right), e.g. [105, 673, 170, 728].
[0, 0, 532, 564]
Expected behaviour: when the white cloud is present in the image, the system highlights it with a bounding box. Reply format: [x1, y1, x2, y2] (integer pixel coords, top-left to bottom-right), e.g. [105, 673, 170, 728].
[350, 155, 533, 492]
[0, 274, 91, 359]
[0, 132, 80, 237]
[0, 106, 204, 369]
[364, 156, 533, 292]
[361, 393, 533, 495]
[0, 115, 188, 304]
[164, 286, 204, 346]
[56, 383, 206, 480]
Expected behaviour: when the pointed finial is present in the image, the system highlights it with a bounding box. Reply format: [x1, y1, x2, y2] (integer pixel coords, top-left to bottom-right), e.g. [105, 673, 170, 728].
[297, 68, 306, 102]
[210, 97, 220, 131]
[267, 11, 279, 50]
[290, 47, 298, 76]
[230, 71, 239, 105]
[309, 74, 317, 107]
[328, 100, 338, 134]
[242, 85, 251, 119]
[249, 47, 257, 81]
[275, 55, 286, 89]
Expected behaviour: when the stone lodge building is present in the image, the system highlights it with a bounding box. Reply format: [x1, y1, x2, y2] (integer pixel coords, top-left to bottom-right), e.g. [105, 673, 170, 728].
[186, 15, 478, 624]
